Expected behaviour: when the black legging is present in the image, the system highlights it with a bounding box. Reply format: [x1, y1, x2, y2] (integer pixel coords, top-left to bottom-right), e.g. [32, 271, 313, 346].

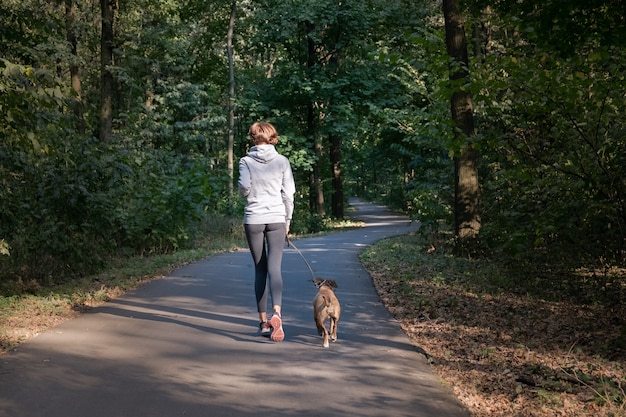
[244, 223, 286, 313]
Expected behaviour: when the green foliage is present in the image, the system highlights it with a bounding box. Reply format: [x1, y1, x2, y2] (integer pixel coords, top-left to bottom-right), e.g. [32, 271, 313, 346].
[123, 80, 226, 154]
[2, 0, 626, 294]
[475, 45, 626, 264]
[240, 0, 424, 218]
[0, 0, 237, 290]
[0, 132, 228, 288]
[109, 147, 229, 253]
[486, 0, 626, 57]
[0, 59, 67, 149]
[289, 198, 325, 235]
[365, 26, 456, 220]
[377, 4, 626, 269]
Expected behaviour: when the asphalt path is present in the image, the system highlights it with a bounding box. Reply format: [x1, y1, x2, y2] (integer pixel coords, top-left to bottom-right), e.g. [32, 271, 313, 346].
[0, 198, 470, 417]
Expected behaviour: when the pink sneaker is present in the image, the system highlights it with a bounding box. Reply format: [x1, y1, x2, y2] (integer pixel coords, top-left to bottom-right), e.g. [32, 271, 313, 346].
[269, 313, 284, 342]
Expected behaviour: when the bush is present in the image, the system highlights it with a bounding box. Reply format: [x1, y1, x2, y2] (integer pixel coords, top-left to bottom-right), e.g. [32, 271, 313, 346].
[0, 135, 228, 291]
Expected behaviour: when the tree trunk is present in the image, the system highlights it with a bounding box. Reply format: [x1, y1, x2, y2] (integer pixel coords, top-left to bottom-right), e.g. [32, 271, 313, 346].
[330, 134, 344, 219]
[99, 0, 115, 142]
[314, 135, 326, 217]
[305, 20, 325, 216]
[65, 0, 84, 132]
[442, 0, 481, 241]
[307, 105, 317, 212]
[227, 1, 236, 202]
[454, 143, 480, 239]
[327, 41, 343, 219]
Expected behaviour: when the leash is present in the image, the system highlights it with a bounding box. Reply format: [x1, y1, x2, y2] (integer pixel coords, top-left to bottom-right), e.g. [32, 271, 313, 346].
[285, 236, 316, 282]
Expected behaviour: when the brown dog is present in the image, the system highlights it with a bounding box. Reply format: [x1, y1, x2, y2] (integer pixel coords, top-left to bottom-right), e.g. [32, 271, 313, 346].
[312, 278, 341, 348]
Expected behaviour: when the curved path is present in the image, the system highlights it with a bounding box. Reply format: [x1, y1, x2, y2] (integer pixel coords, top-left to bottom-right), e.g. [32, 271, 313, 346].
[0, 198, 469, 417]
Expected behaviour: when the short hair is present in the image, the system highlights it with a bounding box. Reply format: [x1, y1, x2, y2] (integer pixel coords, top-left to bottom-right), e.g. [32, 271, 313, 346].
[248, 121, 279, 145]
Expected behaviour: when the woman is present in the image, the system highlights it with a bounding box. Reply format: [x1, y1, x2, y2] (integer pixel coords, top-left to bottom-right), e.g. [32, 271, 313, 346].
[238, 121, 295, 342]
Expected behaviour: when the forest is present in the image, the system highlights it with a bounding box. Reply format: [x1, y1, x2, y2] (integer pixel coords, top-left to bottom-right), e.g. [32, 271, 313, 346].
[2, 0, 625, 415]
[2, 0, 624, 286]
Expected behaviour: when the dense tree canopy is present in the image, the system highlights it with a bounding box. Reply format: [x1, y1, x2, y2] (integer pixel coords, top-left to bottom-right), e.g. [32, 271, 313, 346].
[1, 0, 624, 288]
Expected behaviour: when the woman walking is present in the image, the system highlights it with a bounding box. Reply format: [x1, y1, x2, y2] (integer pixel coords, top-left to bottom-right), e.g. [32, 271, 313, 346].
[238, 122, 295, 342]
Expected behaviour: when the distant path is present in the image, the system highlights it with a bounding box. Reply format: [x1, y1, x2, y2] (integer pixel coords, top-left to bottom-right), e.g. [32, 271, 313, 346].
[0, 197, 469, 417]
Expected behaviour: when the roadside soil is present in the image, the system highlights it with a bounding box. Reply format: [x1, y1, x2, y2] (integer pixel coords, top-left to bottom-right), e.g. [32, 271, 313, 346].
[365, 252, 626, 417]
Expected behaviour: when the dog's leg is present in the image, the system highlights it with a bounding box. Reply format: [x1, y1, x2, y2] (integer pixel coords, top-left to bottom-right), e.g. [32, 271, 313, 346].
[314, 310, 329, 347]
[329, 316, 337, 342]
[322, 325, 329, 348]
[315, 316, 325, 337]
[322, 296, 331, 347]
[315, 314, 330, 348]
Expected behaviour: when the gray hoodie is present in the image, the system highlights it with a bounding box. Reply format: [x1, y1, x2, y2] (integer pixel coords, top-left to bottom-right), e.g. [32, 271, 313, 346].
[238, 144, 295, 226]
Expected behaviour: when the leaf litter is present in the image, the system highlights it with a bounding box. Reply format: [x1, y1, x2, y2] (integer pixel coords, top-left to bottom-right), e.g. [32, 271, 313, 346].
[362, 234, 626, 417]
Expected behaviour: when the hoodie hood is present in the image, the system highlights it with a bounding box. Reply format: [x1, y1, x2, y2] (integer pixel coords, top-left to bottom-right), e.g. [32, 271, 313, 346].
[247, 144, 278, 163]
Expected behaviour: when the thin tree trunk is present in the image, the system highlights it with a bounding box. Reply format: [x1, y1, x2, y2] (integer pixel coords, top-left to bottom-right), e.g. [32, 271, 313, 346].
[307, 104, 317, 212]
[314, 134, 326, 217]
[306, 20, 316, 212]
[99, 0, 114, 142]
[65, 0, 84, 132]
[327, 45, 343, 219]
[330, 134, 343, 219]
[227, 1, 236, 202]
[305, 20, 325, 216]
[442, 0, 481, 241]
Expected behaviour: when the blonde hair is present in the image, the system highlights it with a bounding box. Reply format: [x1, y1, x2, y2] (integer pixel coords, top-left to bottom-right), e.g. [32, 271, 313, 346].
[248, 121, 279, 145]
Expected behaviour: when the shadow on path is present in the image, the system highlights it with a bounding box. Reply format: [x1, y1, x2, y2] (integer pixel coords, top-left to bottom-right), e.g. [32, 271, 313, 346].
[0, 198, 470, 417]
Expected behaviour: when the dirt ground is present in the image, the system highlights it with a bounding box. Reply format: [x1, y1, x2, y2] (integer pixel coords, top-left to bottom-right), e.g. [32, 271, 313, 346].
[367, 265, 626, 417]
